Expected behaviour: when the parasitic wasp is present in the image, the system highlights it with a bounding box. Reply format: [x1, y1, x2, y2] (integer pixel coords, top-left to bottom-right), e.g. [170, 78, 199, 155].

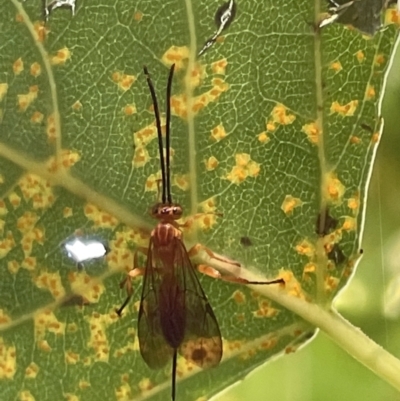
[116, 64, 284, 400]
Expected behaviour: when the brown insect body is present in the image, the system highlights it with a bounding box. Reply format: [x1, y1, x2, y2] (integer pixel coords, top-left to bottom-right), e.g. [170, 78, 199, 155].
[118, 64, 283, 400]
[138, 202, 223, 369]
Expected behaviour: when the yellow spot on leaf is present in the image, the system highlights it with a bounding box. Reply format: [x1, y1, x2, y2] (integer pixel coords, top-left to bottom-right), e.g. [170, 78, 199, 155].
[281, 195, 303, 215]
[30, 111, 44, 124]
[205, 156, 219, 171]
[132, 122, 161, 168]
[30, 62, 41, 77]
[115, 381, 132, 400]
[330, 61, 342, 72]
[50, 47, 71, 65]
[138, 378, 154, 392]
[0, 310, 11, 324]
[0, 337, 16, 379]
[134, 11, 143, 21]
[67, 323, 78, 333]
[350, 136, 361, 144]
[37, 340, 52, 352]
[266, 121, 276, 132]
[19, 391, 35, 401]
[347, 192, 360, 214]
[18, 85, 39, 112]
[133, 147, 150, 169]
[79, 381, 90, 390]
[324, 172, 345, 204]
[232, 290, 246, 304]
[365, 85, 375, 100]
[211, 58, 228, 75]
[257, 131, 270, 144]
[188, 63, 206, 90]
[124, 104, 136, 116]
[84, 203, 119, 228]
[211, 124, 227, 142]
[253, 299, 279, 318]
[13, 58, 24, 75]
[144, 172, 161, 193]
[25, 362, 39, 378]
[302, 122, 320, 144]
[134, 123, 161, 147]
[64, 394, 79, 401]
[295, 239, 315, 258]
[173, 174, 190, 191]
[171, 77, 229, 118]
[374, 54, 385, 66]
[325, 275, 339, 292]
[385, 8, 400, 25]
[8, 192, 21, 208]
[19, 173, 55, 209]
[34, 271, 65, 300]
[72, 101, 82, 111]
[47, 149, 80, 172]
[0, 83, 8, 101]
[0, 231, 15, 258]
[86, 312, 114, 362]
[342, 216, 356, 231]
[355, 50, 365, 63]
[22, 256, 37, 271]
[119, 74, 136, 91]
[0, 200, 6, 213]
[33, 21, 48, 42]
[162, 45, 189, 70]
[16, 13, 24, 22]
[199, 197, 217, 213]
[225, 153, 260, 184]
[68, 271, 105, 303]
[271, 103, 296, 125]
[7, 260, 20, 274]
[330, 100, 358, 116]
[62, 149, 81, 168]
[46, 113, 56, 141]
[371, 132, 380, 143]
[63, 207, 73, 217]
[65, 351, 80, 364]
[260, 338, 278, 350]
[278, 269, 307, 300]
[302, 262, 316, 282]
[34, 309, 66, 340]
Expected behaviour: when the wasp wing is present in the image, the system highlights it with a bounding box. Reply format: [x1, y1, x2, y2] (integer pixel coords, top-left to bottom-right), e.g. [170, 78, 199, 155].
[137, 237, 174, 369]
[175, 240, 223, 369]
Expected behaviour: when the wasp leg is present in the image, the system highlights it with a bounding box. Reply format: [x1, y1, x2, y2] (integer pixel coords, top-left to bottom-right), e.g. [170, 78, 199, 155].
[197, 264, 285, 286]
[178, 212, 223, 230]
[188, 243, 241, 268]
[116, 250, 146, 316]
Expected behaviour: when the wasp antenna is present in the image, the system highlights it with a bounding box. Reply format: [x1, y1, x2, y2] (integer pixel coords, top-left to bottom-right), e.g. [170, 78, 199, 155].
[171, 349, 177, 401]
[165, 64, 175, 204]
[144, 65, 167, 203]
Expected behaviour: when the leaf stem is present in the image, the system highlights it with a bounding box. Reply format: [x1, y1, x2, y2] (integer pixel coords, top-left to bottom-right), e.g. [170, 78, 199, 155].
[248, 281, 400, 392]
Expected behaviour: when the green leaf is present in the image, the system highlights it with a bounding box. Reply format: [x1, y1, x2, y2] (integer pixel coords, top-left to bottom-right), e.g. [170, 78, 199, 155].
[0, 1, 399, 400]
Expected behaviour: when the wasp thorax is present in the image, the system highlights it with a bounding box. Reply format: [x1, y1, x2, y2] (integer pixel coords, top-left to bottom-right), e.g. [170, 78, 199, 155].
[151, 203, 183, 220]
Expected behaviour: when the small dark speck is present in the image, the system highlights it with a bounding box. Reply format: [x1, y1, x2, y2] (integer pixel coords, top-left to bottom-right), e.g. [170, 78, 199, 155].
[361, 123, 373, 133]
[240, 236, 253, 247]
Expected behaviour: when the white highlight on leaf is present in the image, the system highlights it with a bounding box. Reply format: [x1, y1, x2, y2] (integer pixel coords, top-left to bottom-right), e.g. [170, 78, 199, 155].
[64, 238, 107, 263]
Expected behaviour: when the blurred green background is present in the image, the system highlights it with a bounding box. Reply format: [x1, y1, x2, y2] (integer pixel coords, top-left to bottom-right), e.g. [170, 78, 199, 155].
[216, 42, 400, 401]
